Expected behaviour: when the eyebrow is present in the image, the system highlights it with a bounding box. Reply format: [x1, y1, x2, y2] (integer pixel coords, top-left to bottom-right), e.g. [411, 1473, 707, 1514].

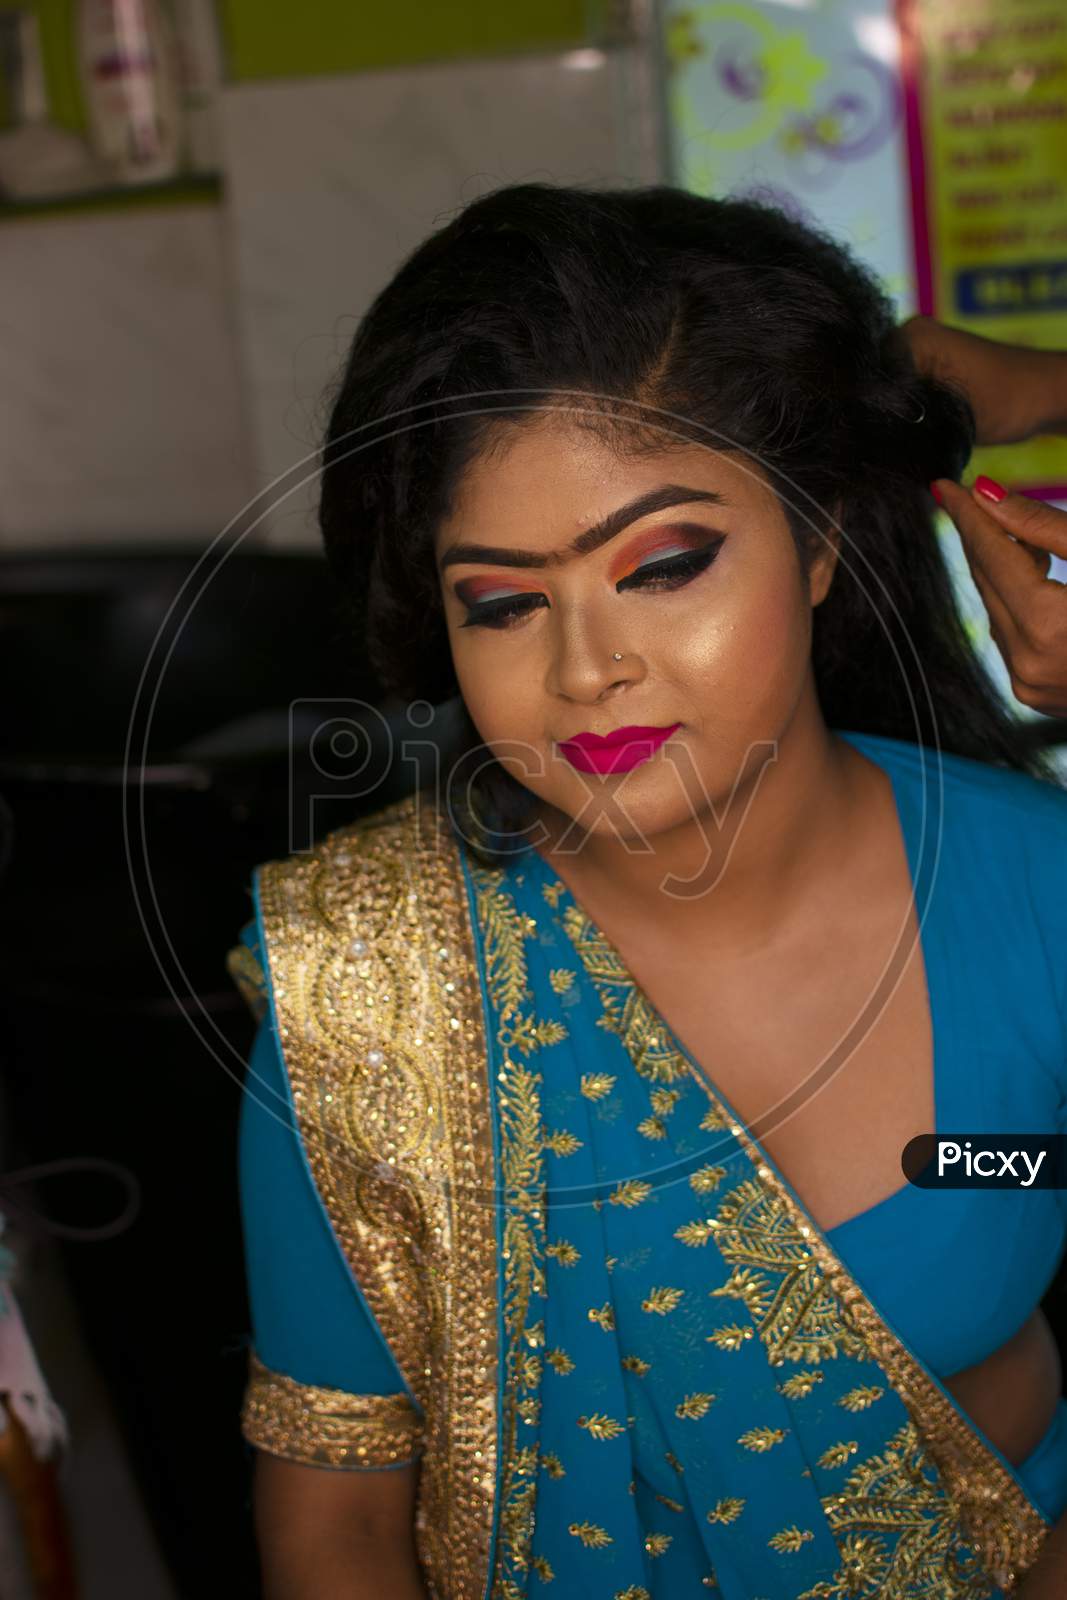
[437, 483, 729, 573]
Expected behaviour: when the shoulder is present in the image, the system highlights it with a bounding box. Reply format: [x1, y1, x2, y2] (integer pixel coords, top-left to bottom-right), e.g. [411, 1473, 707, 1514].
[255, 790, 461, 921]
[249, 789, 477, 1027]
[842, 730, 1067, 1009]
[266, 790, 437, 875]
[839, 727, 1067, 844]
[227, 792, 463, 1020]
[842, 731, 1067, 1034]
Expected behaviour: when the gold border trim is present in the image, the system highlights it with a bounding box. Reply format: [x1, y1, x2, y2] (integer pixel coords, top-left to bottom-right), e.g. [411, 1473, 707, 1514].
[256, 795, 499, 1600]
[466, 858, 552, 1595]
[742, 1140, 1050, 1591]
[241, 1351, 423, 1468]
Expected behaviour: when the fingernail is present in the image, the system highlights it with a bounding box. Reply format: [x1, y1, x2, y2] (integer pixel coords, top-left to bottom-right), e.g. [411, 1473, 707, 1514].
[929, 481, 943, 505]
[975, 475, 1007, 503]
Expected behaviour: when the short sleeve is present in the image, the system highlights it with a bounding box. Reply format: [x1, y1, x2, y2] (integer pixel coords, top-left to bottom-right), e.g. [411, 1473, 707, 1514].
[231, 918, 425, 1471]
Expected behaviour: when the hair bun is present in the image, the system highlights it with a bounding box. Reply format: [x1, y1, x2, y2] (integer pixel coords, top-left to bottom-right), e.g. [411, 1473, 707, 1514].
[851, 331, 975, 485]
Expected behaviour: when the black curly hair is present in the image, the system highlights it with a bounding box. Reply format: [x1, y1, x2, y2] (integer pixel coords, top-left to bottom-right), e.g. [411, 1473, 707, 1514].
[318, 181, 1056, 860]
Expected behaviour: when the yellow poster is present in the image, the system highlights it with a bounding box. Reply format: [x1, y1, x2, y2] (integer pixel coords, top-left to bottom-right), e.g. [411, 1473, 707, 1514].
[900, 0, 1067, 493]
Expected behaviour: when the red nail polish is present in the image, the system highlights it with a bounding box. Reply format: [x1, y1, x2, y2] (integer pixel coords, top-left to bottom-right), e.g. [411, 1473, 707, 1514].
[929, 481, 943, 505]
[975, 475, 1007, 503]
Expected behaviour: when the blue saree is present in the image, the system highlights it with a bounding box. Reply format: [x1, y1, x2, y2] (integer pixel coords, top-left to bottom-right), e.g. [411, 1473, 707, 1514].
[231, 728, 1067, 1599]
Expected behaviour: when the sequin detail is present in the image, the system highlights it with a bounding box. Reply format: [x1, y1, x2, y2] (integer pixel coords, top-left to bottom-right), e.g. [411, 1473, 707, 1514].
[255, 794, 499, 1600]
[467, 856, 557, 1595]
[559, 894, 1051, 1595]
[241, 1351, 423, 1467]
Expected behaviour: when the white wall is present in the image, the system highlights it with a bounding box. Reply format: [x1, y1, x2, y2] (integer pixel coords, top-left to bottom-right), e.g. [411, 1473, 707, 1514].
[0, 205, 254, 547]
[0, 46, 661, 552]
[220, 46, 661, 546]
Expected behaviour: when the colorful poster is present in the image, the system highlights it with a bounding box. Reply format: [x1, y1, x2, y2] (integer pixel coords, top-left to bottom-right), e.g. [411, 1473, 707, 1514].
[664, 0, 1067, 495]
[662, 1, 1067, 728]
[899, 0, 1067, 494]
[664, 1, 915, 310]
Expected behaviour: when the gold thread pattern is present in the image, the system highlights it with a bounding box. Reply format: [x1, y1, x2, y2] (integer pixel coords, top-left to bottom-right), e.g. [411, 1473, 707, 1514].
[253, 794, 499, 1600]
[641, 1286, 684, 1316]
[241, 1351, 423, 1468]
[710, 1178, 871, 1366]
[731, 1153, 1050, 1590]
[467, 855, 562, 1597]
[544, 1130, 583, 1157]
[676, 1393, 717, 1420]
[707, 1497, 746, 1524]
[769, 1527, 815, 1552]
[558, 896, 1052, 1595]
[798, 1423, 1005, 1599]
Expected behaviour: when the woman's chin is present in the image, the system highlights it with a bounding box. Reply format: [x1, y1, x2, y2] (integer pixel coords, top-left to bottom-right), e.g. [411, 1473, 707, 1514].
[546, 780, 701, 848]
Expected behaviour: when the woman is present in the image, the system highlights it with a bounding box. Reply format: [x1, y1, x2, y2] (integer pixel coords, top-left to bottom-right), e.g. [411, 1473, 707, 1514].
[228, 183, 1067, 1599]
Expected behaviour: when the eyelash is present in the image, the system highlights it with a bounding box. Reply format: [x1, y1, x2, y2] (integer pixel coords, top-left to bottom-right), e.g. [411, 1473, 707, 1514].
[457, 539, 725, 631]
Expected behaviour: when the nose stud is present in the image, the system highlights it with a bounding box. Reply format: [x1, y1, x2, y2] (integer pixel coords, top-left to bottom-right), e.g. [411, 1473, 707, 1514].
[612, 651, 623, 662]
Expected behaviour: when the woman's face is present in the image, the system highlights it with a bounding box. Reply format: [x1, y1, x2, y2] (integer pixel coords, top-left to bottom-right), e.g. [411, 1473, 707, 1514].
[434, 417, 839, 845]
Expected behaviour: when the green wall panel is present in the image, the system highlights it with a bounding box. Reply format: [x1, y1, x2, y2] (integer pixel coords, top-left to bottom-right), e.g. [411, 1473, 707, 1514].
[0, 1, 85, 132]
[218, 0, 601, 82]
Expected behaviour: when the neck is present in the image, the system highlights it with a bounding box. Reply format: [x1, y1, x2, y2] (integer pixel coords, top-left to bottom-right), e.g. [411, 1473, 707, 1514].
[533, 690, 870, 958]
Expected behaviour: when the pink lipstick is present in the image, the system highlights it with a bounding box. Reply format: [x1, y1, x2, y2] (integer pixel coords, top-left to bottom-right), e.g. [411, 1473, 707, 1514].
[558, 723, 682, 775]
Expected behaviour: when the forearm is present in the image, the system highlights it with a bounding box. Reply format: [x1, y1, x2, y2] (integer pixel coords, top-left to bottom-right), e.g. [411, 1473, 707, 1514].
[1020, 344, 1067, 438]
[900, 315, 1067, 444]
[259, 1526, 430, 1600]
[251, 1448, 428, 1599]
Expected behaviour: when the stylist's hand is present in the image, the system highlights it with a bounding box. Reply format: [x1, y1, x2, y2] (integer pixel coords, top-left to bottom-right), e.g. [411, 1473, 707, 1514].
[931, 476, 1067, 717]
[901, 316, 1067, 446]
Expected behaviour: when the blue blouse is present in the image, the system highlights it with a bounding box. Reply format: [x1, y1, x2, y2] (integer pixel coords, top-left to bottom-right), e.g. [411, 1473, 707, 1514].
[237, 727, 1067, 1516]
[825, 730, 1067, 1377]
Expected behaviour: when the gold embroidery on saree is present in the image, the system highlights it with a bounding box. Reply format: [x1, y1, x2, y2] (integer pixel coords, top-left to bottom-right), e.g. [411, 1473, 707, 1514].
[560, 905, 689, 1086]
[838, 1384, 884, 1412]
[610, 1178, 653, 1208]
[621, 1354, 650, 1376]
[770, 1527, 816, 1552]
[710, 1177, 871, 1365]
[641, 1286, 685, 1315]
[739, 1426, 788, 1451]
[569, 1521, 613, 1547]
[255, 795, 499, 1600]
[797, 1422, 1004, 1600]
[779, 1369, 824, 1398]
[467, 857, 560, 1597]
[637, 1115, 668, 1140]
[559, 898, 1051, 1595]
[241, 1351, 423, 1467]
[676, 1393, 717, 1419]
[707, 1497, 746, 1524]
